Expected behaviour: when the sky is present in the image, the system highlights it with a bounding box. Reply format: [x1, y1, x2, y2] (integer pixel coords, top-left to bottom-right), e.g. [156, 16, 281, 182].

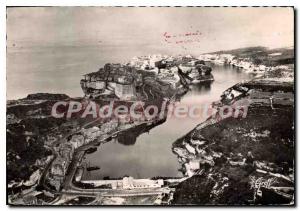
[7, 7, 294, 53]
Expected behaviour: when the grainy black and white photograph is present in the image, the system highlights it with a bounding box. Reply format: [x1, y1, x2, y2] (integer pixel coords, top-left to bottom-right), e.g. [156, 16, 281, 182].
[6, 6, 295, 206]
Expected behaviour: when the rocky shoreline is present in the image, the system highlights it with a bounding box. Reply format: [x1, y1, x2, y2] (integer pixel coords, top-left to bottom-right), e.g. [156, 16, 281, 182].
[171, 72, 294, 205]
[7, 48, 294, 205]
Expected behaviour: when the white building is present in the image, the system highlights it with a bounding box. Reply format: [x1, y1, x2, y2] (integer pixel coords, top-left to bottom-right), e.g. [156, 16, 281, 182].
[69, 134, 85, 149]
[184, 143, 196, 154]
[122, 177, 164, 189]
[115, 83, 136, 100]
[198, 54, 217, 61]
[86, 81, 106, 89]
[259, 65, 267, 71]
[184, 160, 201, 177]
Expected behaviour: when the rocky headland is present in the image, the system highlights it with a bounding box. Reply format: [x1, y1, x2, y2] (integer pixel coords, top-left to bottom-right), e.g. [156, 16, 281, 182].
[7, 48, 294, 205]
[171, 50, 294, 205]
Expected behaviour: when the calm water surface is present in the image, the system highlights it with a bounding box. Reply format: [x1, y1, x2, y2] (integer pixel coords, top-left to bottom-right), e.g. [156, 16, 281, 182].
[82, 65, 253, 180]
[7, 46, 173, 100]
[8, 47, 253, 179]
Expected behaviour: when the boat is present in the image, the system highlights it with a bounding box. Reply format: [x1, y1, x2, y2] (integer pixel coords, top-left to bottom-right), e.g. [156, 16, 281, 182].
[85, 147, 97, 154]
[87, 166, 101, 171]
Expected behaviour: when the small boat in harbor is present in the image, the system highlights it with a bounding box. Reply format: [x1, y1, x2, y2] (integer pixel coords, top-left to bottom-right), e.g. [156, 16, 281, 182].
[86, 166, 101, 171]
[85, 147, 97, 154]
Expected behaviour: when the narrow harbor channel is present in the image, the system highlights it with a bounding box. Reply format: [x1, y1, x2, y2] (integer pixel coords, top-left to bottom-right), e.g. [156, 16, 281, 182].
[82, 65, 254, 180]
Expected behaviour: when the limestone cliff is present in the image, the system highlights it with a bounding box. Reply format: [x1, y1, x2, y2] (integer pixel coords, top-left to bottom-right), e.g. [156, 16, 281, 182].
[172, 74, 294, 205]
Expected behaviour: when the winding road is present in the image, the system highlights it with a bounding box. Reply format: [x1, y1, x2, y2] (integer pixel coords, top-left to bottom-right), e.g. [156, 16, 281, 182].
[39, 117, 170, 204]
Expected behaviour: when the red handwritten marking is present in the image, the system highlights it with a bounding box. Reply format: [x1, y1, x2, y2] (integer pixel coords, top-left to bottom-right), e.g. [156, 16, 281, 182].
[163, 32, 172, 39]
[163, 30, 202, 45]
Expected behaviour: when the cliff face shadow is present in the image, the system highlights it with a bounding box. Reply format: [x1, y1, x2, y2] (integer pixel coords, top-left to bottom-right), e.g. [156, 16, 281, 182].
[189, 81, 213, 94]
[116, 119, 166, 146]
[117, 131, 139, 146]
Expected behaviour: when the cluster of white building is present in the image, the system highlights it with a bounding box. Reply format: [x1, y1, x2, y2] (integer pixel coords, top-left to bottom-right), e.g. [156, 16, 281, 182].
[199, 53, 234, 65]
[129, 54, 172, 70]
[82, 54, 215, 101]
[129, 54, 215, 89]
[131, 53, 291, 80]
[129, 54, 183, 89]
[81, 176, 164, 190]
[198, 53, 291, 75]
[173, 138, 221, 177]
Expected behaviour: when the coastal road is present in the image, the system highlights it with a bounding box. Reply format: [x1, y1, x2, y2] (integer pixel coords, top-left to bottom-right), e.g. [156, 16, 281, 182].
[62, 120, 159, 191]
[61, 187, 170, 197]
[38, 118, 166, 203]
[39, 117, 105, 192]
